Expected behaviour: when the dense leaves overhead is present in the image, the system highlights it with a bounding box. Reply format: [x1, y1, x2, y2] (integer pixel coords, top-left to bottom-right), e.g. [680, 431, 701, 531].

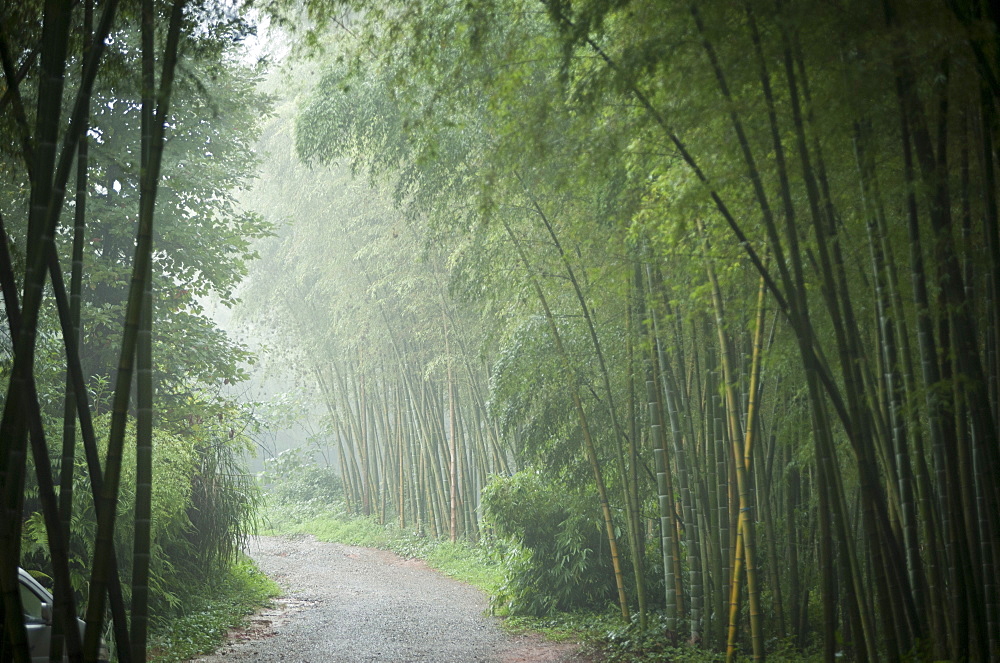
[247, 0, 1000, 659]
[1, 2, 272, 661]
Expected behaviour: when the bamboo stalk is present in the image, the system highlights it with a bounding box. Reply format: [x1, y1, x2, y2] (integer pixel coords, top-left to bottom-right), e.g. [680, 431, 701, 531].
[501, 217, 630, 621]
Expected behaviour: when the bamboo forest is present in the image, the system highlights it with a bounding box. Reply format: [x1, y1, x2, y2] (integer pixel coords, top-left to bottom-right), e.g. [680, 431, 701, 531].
[2, 0, 1000, 661]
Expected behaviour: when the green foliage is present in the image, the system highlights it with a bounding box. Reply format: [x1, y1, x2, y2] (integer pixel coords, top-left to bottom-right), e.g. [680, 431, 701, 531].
[183, 422, 264, 579]
[259, 446, 344, 522]
[147, 557, 280, 663]
[599, 622, 822, 663]
[599, 614, 729, 662]
[0, 21, 274, 412]
[482, 471, 613, 616]
[20, 408, 262, 616]
[22, 415, 193, 599]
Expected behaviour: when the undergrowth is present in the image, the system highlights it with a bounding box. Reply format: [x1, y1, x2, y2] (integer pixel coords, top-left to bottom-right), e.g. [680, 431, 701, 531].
[258, 458, 820, 663]
[147, 557, 280, 662]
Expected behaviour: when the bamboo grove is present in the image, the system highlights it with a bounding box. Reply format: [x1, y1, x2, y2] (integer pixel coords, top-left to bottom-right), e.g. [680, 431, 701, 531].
[1, 1, 268, 662]
[242, 0, 1000, 660]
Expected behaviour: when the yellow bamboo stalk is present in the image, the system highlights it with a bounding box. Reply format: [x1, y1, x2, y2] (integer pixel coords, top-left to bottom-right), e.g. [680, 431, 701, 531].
[700, 221, 766, 663]
[502, 218, 631, 621]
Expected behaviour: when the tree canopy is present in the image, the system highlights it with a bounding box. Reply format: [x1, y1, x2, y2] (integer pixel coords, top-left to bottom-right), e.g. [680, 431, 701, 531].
[242, 0, 1000, 660]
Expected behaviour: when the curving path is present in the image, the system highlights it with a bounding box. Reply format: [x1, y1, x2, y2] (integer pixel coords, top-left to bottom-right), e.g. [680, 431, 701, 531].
[187, 535, 595, 663]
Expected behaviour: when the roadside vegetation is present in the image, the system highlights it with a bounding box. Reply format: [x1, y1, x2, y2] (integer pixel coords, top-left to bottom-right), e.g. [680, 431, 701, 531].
[146, 560, 279, 663]
[238, 2, 1000, 661]
[1, 2, 275, 661]
[259, 449, 820, 663]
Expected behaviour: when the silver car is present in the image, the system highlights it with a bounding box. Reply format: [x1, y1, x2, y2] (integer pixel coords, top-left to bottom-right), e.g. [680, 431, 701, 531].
[17, 568, 110, 663]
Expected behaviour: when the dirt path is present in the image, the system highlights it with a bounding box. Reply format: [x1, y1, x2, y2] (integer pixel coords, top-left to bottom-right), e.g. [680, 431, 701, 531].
[188, 535, 597, 663]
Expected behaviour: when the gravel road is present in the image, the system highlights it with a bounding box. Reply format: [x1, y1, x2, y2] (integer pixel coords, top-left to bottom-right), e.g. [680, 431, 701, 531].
[188, 535, 597, 663]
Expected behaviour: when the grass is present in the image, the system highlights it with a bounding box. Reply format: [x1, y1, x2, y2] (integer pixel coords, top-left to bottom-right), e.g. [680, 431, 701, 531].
[501, 613, 596, 642]
[261, 508, 505, 594]
[147, 557, 280, 663]
[423, 540, 503, 593]
[258, 501, 821, 663]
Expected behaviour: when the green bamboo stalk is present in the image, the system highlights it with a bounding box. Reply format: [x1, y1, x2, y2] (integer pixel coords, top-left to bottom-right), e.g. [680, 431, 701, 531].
[0, 2, 73, 622]
[781, 18, 916, 652]
[853, 119, 928, 640]
[0, 0, 128, 653]
[647, 378, 677, 639]
[501, 217, 630, 621]
[701, 234, 762, 663]
[49, 3, 93, 660]
[422, 380, 452, 535]
[518, 178, 645, 616]
[867, 123, 948, 655]
[0, 32, 35, 178]
[657, 345, 702, 642]
[329, 359, 367, 511]
[130, 0, 157, 655]
[315, 365, 361, 513]
[83, 4, 185, 660]
[1, 1, 79, 659]
[626, 267, 647, 627]
[784, 448, 803, 647]
[392, 385, 407, 529]
[445, 311, 459, 542]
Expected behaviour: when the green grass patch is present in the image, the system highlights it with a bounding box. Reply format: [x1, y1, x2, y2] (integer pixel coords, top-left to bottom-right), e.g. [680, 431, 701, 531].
[261, 505, 504, 594]
[500, 613, 595, 642]
[259, 500, 817, 663]
[280, 514, 397, 547]
[147, 557, 280, 663]
[423, 540, 503, 594]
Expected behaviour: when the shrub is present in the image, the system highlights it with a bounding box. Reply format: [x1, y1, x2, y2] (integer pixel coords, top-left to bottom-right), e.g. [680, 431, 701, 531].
[259, 446, 344, 522]
[20, 412, 260, 618]
[482, 470, 613, 616]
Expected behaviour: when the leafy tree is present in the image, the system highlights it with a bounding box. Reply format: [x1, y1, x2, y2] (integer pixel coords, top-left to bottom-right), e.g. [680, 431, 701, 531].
[1, 2, 272, 661]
